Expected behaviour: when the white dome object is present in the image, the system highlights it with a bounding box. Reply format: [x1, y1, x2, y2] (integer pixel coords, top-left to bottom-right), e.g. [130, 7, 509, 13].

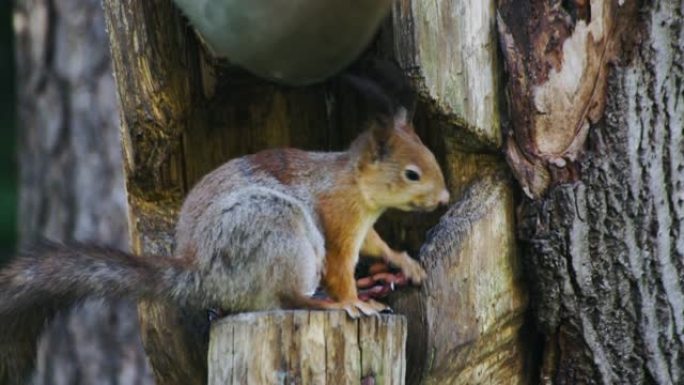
[173, 0, 393, 85]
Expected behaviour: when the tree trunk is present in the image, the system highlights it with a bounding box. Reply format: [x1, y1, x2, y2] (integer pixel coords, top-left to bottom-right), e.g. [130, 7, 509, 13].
[14, 0, 152, 383]
[208, 311, 407, 385]
[511, 0, 684, 383]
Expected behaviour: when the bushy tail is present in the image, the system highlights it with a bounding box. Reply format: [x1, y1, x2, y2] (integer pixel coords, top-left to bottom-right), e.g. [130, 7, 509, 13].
[0, 241, 188, 384]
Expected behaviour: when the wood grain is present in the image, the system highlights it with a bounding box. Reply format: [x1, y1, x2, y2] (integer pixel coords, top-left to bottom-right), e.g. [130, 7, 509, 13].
[390, 172, 529, 385]
[208, 311, 406, 385]
[389, 0, 502, 148]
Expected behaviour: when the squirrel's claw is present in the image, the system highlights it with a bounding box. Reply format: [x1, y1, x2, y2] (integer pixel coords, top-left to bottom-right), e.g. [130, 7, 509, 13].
[335, 299, 389, 318]
[393, 252, 427, 285]
[357, 299, 389, 316]
[342, 304, 362, 318]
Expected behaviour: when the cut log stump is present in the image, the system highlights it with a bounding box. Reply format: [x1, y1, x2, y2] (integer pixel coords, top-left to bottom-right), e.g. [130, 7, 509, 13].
[208, 311, 406, 385]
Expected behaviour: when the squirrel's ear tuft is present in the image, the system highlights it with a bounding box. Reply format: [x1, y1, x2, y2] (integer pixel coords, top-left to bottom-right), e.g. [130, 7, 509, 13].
[368, 121, 393, 161]
[341, 73, 395, 121]
[352, 59, 416, 119]
[394, 107, 408, 126]
[394, 107, 416, 134]
[367, 59, 416, 118]
[343, 59, 418, 160]
[341, 58, 417, 124]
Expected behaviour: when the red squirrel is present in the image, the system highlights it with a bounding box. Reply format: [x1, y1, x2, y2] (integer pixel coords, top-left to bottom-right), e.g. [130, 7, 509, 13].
[0, 71, 448, 383]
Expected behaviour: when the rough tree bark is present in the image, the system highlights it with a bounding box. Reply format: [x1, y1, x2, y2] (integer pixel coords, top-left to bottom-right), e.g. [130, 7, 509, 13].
[102, 0, 527, 384]
[13, 0, 152, 383]
[497, 0, 636, 199]
[502, 0, 684, 384]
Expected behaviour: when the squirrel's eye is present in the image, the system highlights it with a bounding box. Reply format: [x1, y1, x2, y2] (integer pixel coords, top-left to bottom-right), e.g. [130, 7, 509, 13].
[404, 168, 421, 182]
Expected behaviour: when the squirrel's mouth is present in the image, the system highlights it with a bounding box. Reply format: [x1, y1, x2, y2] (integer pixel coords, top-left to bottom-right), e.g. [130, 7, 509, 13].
[405, 202, 439, 212]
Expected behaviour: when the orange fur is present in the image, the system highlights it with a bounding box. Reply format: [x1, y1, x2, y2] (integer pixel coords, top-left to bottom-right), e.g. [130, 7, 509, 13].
[309, 118, 447, 304]
[317, 181, 378, 301]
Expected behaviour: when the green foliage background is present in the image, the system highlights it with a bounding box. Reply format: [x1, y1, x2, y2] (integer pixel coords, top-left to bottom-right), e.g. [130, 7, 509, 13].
[0, 3, 17, 262]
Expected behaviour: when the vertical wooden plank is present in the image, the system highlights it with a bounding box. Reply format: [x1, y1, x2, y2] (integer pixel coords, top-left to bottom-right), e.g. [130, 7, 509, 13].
[324, 311, 360, 385]
[297, 311, 327, 384]
[390, 0, 501, 148]
[359, 313, 407, 385]
[377, 1, 532, 383]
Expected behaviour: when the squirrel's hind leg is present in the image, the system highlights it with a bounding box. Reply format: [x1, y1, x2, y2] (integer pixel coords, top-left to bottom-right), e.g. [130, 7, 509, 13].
[276, 241, 390, 318]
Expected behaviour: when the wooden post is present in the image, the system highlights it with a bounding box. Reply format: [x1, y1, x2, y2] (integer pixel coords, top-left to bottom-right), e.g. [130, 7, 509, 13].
[208, 311, 406, 385]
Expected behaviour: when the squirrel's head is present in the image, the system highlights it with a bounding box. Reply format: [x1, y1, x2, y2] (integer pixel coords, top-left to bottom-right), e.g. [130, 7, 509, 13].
[345, 60, 449, 212]
[352, 108, 449, 212]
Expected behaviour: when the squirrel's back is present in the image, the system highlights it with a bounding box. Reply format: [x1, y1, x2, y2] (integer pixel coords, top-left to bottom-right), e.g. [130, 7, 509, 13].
[175, 148, 345, 255]
[174, 149, 343, 310]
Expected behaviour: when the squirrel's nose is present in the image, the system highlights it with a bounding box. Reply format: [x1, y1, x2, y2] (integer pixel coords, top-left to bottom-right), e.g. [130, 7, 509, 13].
[438, 189, 450, 207]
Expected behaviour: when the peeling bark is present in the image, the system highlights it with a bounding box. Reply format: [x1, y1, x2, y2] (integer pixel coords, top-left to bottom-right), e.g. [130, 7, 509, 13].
[497, 0, 639, 198]
[519, 1, 684, 383]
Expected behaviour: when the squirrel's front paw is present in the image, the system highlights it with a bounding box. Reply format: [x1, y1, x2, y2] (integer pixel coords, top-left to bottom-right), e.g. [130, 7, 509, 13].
[393, 252, 427, 285]
[337, 299, 389, 318]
